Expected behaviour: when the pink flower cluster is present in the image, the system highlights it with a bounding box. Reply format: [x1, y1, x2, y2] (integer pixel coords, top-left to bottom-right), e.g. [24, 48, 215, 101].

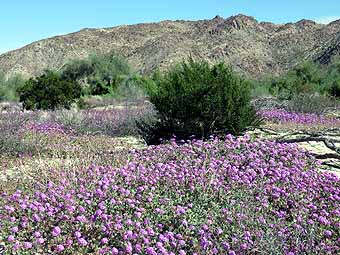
[0, 136, 339, 254]
[259, 109, 340, 126]
[24, 121, 72, 135]
[74, 105, 155, 136]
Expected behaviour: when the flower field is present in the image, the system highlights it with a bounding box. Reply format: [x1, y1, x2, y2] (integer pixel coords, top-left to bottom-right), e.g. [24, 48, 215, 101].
[0, 107, 339, 254]
[259, 109, 340, 128]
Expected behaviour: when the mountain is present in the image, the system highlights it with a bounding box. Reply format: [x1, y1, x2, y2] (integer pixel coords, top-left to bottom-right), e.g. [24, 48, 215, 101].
[0, 14, 340, 79]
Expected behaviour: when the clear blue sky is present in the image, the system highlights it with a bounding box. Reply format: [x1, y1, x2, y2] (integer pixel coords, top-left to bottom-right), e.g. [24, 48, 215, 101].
[1, 0, 340, 53]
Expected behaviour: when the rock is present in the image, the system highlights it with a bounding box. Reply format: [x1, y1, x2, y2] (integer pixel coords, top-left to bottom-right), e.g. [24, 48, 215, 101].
[251, 97, 288, 110]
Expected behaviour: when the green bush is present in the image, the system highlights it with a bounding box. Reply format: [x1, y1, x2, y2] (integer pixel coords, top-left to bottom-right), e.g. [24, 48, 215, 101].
[0, 71, 25, 102]
[262, 57, 340, 99]
[113, 75, 151, 103]
[327, 81, 340, 98]
[249, 79, 271, 98]
[287, 94, 338, 115]
[18, 71, 82, 110]
[269, 62, 322, 99]
[61, 52, 131, 96]
[138, 59, 261, 145]
[323, 57, 340, 98]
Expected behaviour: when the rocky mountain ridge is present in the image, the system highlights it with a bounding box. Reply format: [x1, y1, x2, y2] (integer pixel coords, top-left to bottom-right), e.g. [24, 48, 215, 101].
[0, 14, 340, 79]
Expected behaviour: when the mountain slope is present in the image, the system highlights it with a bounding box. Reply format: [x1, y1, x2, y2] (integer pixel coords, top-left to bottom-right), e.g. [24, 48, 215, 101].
[0, 14, 340, 79]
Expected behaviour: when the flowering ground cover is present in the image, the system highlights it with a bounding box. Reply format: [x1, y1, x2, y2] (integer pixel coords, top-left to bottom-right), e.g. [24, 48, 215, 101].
[50, 103, 155, 137]
[253, 109, 340, 177]
[0, 104, 152, 160]
[259, 109, 340, 130]
[0, 135, 339, 254]
[0, 106, 340, 254]
[0, 109, 146, 194]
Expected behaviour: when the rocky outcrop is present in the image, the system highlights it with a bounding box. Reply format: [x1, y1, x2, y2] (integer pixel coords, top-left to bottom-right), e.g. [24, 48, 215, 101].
[0, 14, 339, 79]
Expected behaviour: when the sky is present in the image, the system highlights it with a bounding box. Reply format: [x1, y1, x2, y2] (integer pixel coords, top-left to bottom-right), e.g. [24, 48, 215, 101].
[1, 0, 340, 54]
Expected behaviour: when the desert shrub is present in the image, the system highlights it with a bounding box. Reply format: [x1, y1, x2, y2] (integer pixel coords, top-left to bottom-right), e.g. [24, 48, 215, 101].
[269, 62, 322, 99]
[251, 97, 288, 112]
[61, 52, 131, 96]
[286, 94, 338, 115]
[0, 112, 44, 156]
[76, 95, 115, 110]
[76, 74, 151, 109]
[249, 79, 271, 98]
[0, 71, 25, 102]
[18, 71, 82, 110]
[0, 71, 6, 101]
[327, 81, 340, 98]
[49, 102, 155, 137]
[113, 75, 150, 102]
[323, 57, 340, 98]
[138, 59, 261, 145]
[50, 109, 86, 130]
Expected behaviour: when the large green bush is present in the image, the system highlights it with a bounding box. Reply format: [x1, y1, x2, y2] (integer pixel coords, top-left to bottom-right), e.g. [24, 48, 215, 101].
[18, 71, 82, 110]
[138, 59, 261, 145]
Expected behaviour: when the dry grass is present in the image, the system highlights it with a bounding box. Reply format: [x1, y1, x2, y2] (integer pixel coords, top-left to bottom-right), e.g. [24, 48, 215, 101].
[0, 133, 145, 194]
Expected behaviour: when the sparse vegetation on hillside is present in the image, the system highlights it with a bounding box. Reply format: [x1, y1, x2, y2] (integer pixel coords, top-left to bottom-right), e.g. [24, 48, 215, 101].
[1, 15, 340, 80]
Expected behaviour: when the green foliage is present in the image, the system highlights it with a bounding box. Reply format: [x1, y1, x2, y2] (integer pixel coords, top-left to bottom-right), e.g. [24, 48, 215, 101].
[0, 71, 25, 102]
[61, 52, 131, 96]
[327, 81, 340, 98]
[0, 71, 4, 84]
[323, 56, 340, 98]
[249, 79, 271, 97]
[18, 71, 82, 110]
[287, 94, 338, 115]
[263, 57, 340, 100]
[75, 74, 151, 109]
[268, 62, 322, 99]
[113, 75, 151, 102]
[138, 59, 261, 145]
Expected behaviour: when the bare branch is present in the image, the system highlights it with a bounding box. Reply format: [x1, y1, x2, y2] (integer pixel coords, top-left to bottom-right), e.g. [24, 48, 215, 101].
[277, 136, 340, 144]
[321, 162, 340, 170]
[311, 153, 340, 160]
[272, 130, 340, 159]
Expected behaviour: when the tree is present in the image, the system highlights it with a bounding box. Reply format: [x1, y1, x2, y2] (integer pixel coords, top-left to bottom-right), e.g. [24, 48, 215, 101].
[60, 52, 131, 96]
[18, 71, 82, 110]
[138, 59, 261, 145]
